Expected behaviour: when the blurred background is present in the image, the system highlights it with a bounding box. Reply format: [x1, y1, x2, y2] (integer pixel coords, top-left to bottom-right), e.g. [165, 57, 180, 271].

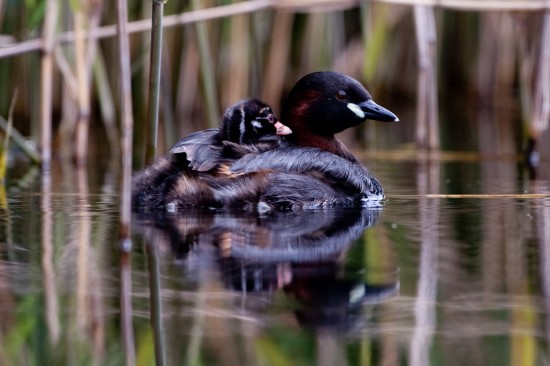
[0, 0, 548, 173]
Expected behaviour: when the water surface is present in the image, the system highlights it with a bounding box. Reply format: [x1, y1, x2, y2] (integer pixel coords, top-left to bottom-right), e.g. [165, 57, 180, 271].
[1, 155, 549, 366]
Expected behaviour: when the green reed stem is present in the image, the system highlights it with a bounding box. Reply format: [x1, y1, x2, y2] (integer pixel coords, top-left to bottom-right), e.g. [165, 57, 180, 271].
[145, 0, 166, 165]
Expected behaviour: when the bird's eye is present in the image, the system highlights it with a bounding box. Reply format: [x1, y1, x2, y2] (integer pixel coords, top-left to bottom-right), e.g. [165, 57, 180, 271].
[335, 90, 348, 101]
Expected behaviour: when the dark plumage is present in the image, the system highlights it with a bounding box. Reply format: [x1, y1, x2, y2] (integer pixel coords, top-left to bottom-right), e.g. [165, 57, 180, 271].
[281, 71, 398, 161]
[132, 99, 291, 211]
[169, 99, 290, 172]
[132, 72, 398, 212]
[220, 98, 291, 144]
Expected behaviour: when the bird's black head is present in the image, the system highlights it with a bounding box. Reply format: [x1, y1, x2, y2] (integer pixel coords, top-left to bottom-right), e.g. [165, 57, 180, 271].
[221, 99, 292, 144]
[282, 71, 398, 137]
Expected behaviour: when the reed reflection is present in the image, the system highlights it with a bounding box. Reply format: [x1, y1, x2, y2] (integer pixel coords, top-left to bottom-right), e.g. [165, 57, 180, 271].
[134, 208, 398, 333]
[532, 181, 550, 348]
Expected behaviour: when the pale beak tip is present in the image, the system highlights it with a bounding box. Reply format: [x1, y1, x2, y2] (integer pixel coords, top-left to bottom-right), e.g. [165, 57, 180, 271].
[275, 121, 292, 136]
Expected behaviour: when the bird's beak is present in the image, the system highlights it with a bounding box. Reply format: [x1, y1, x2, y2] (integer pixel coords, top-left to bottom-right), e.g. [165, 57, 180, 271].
[357, 99, 399, 122]
[274, 121, 292, 135]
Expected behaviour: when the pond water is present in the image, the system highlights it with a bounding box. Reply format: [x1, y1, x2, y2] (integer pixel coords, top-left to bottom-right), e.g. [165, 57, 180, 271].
[1, 153, 550, 366]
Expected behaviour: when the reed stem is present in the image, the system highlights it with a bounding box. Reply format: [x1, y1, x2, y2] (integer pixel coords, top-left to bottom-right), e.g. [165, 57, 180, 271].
[222, 7, 249, 107]
[142, 7, 168, 365]
[93, 48, 120, 153]
[261, 10, 293, 106]
[192, 0, 220, 128]
[532, 12, 550, 136]
[115, 0, 135, 361]
[40, 0, 58, 172]
[0, 0, 275, 60]
[74, 5, 91, 166]
[414, 5, 439, 150]
[145, 0, 165, 165]
[161, 47, 177, 148]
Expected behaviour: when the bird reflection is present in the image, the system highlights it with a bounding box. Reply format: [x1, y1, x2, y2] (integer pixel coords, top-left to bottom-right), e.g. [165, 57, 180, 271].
[133, 208, 398, 331]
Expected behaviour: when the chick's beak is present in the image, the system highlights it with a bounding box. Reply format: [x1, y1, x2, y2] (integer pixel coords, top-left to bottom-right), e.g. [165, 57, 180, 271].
[358, 99, 399, 122]
[274, 121, 292, 135]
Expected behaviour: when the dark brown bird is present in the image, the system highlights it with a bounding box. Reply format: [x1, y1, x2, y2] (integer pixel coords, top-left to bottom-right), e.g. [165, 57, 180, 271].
[132, 72, 398, 212]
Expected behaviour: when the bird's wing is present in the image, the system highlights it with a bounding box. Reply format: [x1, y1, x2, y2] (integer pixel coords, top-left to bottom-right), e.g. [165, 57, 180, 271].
[169, 129, 222, 172]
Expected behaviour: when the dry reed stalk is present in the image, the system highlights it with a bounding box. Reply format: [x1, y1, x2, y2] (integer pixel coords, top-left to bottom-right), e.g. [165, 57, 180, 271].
[145, 0, 165, 165]
[115, 0, 135, 362]
[192, 0, 220, 128]
[54, 17, 82, 158]
[161, 46, 177, 148]
[261, 10, 293, 107]
[516, 19, 534, 125]
[59, 83, 79, 161]
[3, 0, 550, 61]
[75, 0, 103, 165]
[477, 14, 497, 102]
[378, 0, 550, 11]
[222, 7, 249, 107]
[414, 5, 439, 150]
[0, 1, 5, 27]
[301, 13, 326, 71]
[532, 12, 550, 137]
[495, 15, 516, 104]
[40, 0, 58, 172]
[54, 46, 78, 98]
[0, 0, 276, 59]
[93, 48, 119, 152]
[277, 0, 356, 11]
[85, 0, 103, 74]
[117, 2, 134, 234]
[175, 26, 200, 135]
[248, 13, 263, 96]
[74, 5, 92, 166]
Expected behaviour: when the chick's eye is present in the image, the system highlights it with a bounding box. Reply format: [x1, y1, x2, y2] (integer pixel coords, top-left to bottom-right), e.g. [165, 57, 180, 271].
[335, 90, 348, 101]
[266, 114, 274, 123]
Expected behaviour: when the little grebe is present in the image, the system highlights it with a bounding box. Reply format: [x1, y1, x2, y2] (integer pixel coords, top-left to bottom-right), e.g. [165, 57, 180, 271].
[132, 72, 398, 212]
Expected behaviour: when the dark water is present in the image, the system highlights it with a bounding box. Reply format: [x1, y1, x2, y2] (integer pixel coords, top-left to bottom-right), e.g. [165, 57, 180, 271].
[1, 155, 550, 366]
